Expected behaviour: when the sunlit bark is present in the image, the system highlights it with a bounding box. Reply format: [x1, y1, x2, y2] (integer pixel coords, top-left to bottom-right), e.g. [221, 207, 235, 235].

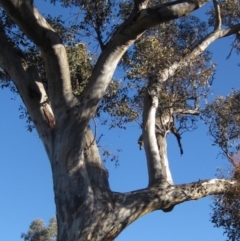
[0, 0, 239, 240]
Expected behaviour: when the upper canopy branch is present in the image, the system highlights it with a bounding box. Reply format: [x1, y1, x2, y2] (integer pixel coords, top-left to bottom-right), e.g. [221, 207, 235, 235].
[148, 23, 240, 96]
[213, 0, 222, 30]
[93, 23, 105, 51]
[112, 0, 210, 40]
[78, 0, 210, 131]
[173, 109, 200, 115]
[0, 0, 74, 116]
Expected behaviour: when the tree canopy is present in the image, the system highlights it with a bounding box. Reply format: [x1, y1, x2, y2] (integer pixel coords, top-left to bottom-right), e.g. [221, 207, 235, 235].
[1, 0, 240, 240]
[21, 218, 57, 241]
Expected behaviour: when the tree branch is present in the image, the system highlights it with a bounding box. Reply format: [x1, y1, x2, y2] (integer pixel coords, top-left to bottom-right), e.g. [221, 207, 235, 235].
[108, 178, 236, 238]
[148, 23, 240, 96]
[0, 0, 74, 116]
[93, 24, 105, 51]
[142, 90, 165, 185]
[0, 30, 54, 160]
[155, 116, 175, 184]
[173, 109, 200, 115]
[138, 115, 174, 184]
[213, 0, 222, 30]
[170, 125, 184, 155]
[84, 127, 110, 190]
[157, 133, 174, 184]
[79, 0, 210, 132]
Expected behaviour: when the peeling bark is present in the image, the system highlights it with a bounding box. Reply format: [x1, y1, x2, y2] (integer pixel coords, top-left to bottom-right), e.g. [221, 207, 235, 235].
[0, 0, 74, 117]
[1, 0, 239, 240]
[55, 175, 236, 241]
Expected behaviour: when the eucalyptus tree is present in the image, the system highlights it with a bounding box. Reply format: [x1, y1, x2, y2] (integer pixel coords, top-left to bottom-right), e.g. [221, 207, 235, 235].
[21, 218, 57, 241]
[0, 0, 240, 241]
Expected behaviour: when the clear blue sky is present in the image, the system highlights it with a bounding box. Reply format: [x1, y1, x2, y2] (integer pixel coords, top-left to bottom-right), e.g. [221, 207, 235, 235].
[0, 1, 239, 240]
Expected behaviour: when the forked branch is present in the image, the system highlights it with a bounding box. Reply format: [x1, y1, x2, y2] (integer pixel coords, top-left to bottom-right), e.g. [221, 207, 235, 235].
[108, 178, 236, 239]
[149, 23, 240, 95]
[80, 0, 211, 132]
[0, 0, 74, 116]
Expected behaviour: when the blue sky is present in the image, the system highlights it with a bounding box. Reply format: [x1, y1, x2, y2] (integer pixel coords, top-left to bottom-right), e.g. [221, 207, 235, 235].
[1, 1, 240, 240]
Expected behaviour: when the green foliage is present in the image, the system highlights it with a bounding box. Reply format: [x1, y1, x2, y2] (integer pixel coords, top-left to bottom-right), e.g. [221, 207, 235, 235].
[207, 0, 240, 27]
[205, 90, 240, 241]
[121, 16, 214, 133]
[211, 168, 240, 241]
[207, 0, 240, 57]
[203, 90, 240, 156]
[21, 217, 57, 241]
[66, 43, 92, 95]
[0, 2, 215, 133]
[1, 1, 240, 239]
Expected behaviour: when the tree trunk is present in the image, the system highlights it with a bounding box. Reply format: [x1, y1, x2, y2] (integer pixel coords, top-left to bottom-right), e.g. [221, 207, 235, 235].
[51, 126, 115, 241]
[54, 173, 115, 241]
[0, 1, 239, 240]
[50, 121, 236, 241]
